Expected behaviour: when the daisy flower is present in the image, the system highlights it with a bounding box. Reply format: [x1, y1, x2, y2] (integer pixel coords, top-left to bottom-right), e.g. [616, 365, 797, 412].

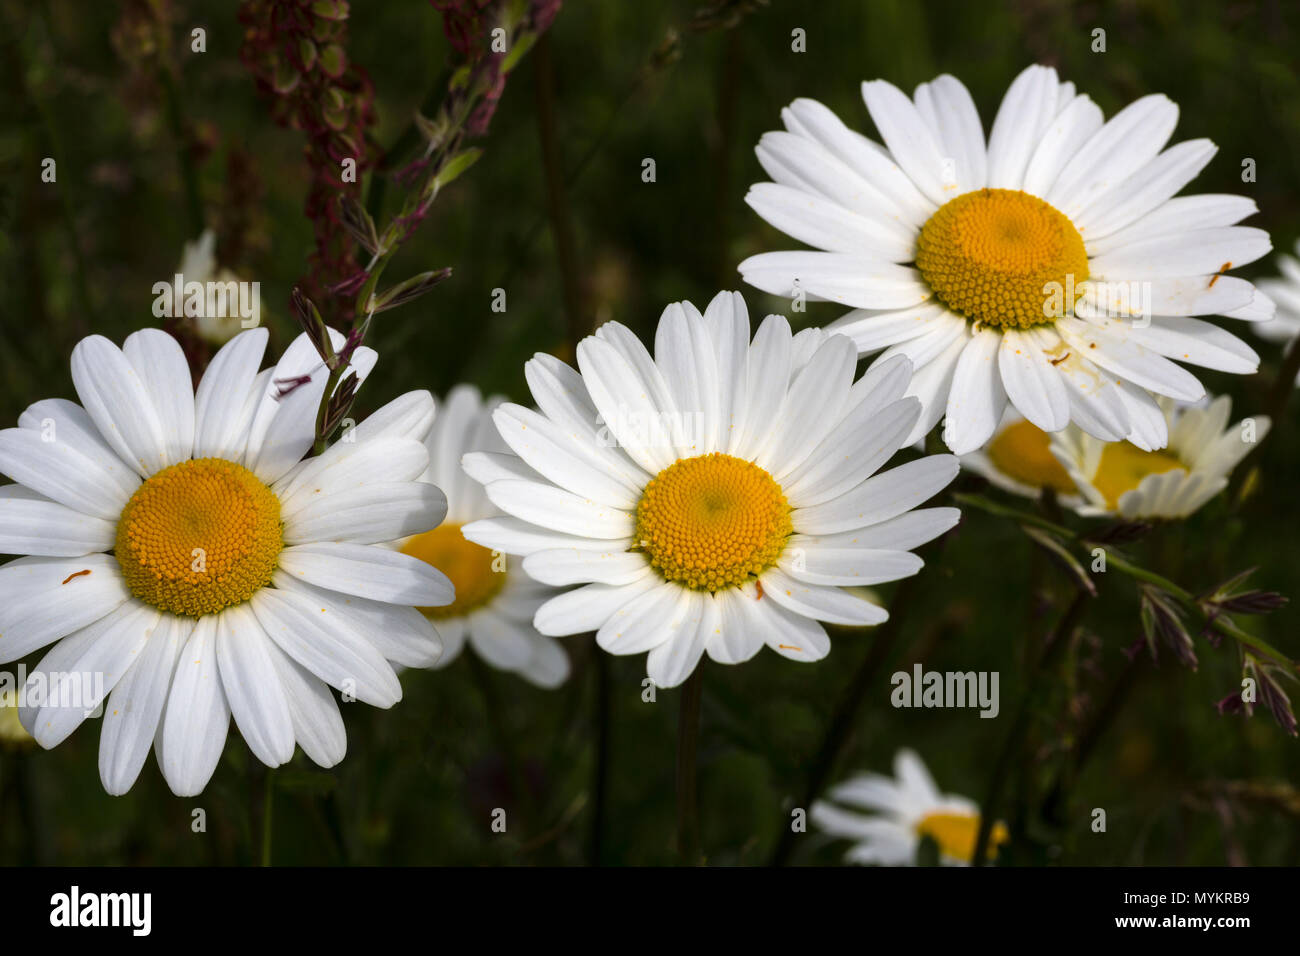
[1049, 395, 1268, 519]
[740, 64, 1273, 455]
[175, 230, 255, 346]
[961, 408, 1081, 505]
[812, 748, 1007, 865]
[462, 290, 960, 689]
[396, 385, 570, 688]
[0, 327, 451, 796]
[1251, 238, 1300, 381]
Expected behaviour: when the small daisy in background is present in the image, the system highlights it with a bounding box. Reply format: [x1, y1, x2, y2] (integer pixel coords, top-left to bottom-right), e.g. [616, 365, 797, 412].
[961, 409, 1081, 506]
[397, 385, 570, 688]
[741, 64, 1271, 455]
[813, 748, 1007, 866]
[1252, 238, 1300, 382]
[0, 689, 33, 747]
[175, 230, 255, 346]
[0, 327, 451, 795]
[463, 290, 960, 689]
[1049, 395, 1268, 520]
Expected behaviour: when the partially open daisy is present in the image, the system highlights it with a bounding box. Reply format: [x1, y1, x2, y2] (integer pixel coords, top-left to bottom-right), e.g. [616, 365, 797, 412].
[462, 291, 960, 688]
[961, 409, 1081, 506]
[1252, 238, 1300, 382]
[1049, 395, 1268, 519]
[0, 328, 451, 796]
[812, 748, 1007, 866]
[398, 385, 570, 688]
[740, 64, 1272, 455]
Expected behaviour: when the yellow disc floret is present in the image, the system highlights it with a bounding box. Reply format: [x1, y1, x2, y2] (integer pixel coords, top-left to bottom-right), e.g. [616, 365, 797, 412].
[400, 523, 503, 617]
[915, 810, 1009, 864]
[1092, 442, 1184, 510]
[635, 453, 792, 592]
[986, 419, 1077, 495]
[916, 188, 1089, 329]
[115, 457, 283, 616]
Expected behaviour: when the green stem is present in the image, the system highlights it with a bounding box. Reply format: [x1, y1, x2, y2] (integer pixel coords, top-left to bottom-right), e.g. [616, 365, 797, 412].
[971, 587, 1092, 866]
[260, 767, 275, 867]
[675, 668, 704, 865]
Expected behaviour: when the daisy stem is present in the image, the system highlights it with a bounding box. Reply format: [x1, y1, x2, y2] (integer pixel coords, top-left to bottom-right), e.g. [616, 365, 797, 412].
[768, 570, 929, 867]
[1265, 335, 1300, 429]
[260, 767, 275, 867]
[675, 668, 704, 865]
[957, 493, 1295, 668]
[971, 587, 1092, 867]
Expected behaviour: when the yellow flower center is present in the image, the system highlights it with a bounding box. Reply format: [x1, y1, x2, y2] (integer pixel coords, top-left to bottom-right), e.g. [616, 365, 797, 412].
[916, 188, 1089, 329]
[400, 523, 504, 617]
[986, 420, 1076, 495]
[1092, 442, 1184, 510]
[634, 453, 792, 592]
[115, 458, 283, 617]
[915, 810, 1009, 864]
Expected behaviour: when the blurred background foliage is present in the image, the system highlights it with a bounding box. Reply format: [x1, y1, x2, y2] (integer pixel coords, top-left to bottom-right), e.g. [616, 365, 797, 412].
[1, 0, 1299, 866]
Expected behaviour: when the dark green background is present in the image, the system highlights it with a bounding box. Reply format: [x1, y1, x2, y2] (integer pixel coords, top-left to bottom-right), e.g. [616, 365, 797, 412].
[1, 0, 1298, 865]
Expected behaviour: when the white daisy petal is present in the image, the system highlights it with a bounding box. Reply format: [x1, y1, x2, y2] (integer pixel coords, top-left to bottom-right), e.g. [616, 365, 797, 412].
[596, 581, 694, 655]
[708, 583, 767, 664]
[779, 545, 923, 587]
[160, 616, 231, 798]
[122, 329, 196, 468]
[744, 183, 915, 261]
[1086, 195, 1259, 258]
[1021, 94, 1104, 197]
[793, 455, 960, 535]
[1126, 316, 1259, 374]
[217, 603, 295, 767]
[1056, 316, 1206, 402]
[99, 614, 188, 795]
[462, 515, 629, 556]
[781, 97, 931, 226]
[250, 587, 402, 707]
[485, 478, 634, 540]
[1047, 94, 1178, 216]
[861, 79, 950, 206]
[655, 302, 721, 455]
[468, 608, 537, 671]
[20, 601, 158, 747]
[0, 553, 130, 664]
[986, 64, 1059, 189]
[913, 73, 986, 193]
[802, 506, 960, 552]
[277, 541, 454, 607]
[645, 591, 712, 689]
[533, 573, 659, 637]
[943, 328, 1007, 455]
[1075, 139, 1217, 239]
[0, 486, 116, 556]
[491, 403, 640, 508]
[192, 327, 269, 460]
[522, 548, 649, 587]
[266, 639, 346, 768]
[70, 335, 169, 477]
[0, 426, 139, 520]
[758, 568, 888, 626]
[1089, 227, 1271, 279]
[271, 570, 442, 669]
[577, 335, 677, 474]
[282, 481, 447, 545]
[997, 328, 1070, 432]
